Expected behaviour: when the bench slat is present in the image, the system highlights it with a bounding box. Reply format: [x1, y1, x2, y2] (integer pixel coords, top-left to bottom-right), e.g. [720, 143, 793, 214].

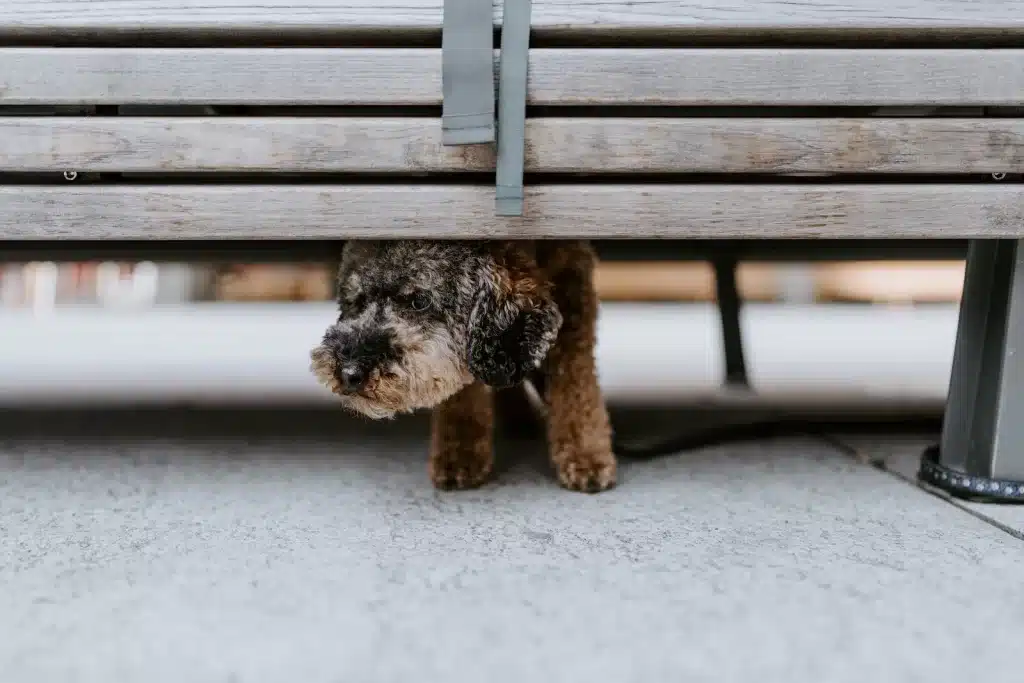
[2, 117, 1022, 174]
[0, 0, 1020, 37]
[0, 184, 1019, 239]
[1, 48, 1022, 106]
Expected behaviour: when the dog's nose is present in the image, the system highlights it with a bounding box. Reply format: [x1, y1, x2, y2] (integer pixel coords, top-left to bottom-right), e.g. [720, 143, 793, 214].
[338, 366, 367, 393]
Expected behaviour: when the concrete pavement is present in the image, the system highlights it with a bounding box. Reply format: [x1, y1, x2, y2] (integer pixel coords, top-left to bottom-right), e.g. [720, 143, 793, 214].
[2, 408, 1022, 683]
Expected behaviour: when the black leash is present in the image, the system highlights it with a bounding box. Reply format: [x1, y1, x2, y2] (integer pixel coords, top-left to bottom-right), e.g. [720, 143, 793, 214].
[515, 378, 942, 459]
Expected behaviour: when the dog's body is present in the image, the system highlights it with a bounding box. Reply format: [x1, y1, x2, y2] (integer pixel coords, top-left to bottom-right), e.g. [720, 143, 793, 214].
[310, 239, 616, 493]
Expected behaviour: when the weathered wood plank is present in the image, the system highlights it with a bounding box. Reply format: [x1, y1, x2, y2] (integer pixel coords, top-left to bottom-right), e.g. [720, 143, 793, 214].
[545, 49, 1024, 106]
[0, 0, 1019, 38]
[0, 184, 1019, 239]
[1, 48, 1022, 106]
[4, 117, 1023, 174]
[524, 118, 1024, 174]
[0, 49, 439, 105]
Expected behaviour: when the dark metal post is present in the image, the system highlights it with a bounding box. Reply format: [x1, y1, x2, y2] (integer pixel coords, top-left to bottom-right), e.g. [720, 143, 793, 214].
[713, 258, 749, 388]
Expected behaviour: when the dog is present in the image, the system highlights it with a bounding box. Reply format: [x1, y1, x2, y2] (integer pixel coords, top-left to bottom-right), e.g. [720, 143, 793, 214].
[309, 239, 616, 493]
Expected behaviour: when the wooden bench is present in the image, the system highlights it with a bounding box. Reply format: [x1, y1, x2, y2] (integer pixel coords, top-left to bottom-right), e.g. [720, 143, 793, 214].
[0, 0, 1021, 500]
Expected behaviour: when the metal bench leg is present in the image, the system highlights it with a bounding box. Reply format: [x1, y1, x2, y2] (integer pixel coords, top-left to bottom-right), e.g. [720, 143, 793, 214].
[938, 239, 1000, 472]
[713, 258, 749, 388]
[920, 238, 1024, 501]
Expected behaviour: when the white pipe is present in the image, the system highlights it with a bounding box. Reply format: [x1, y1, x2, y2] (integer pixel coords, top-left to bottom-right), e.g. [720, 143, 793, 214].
[0, 302, 956, 408]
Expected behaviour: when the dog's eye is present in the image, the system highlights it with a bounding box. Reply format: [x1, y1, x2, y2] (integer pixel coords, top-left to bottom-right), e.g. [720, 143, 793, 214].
[405, 290, 430, 313]
[395, 290, 432, 313]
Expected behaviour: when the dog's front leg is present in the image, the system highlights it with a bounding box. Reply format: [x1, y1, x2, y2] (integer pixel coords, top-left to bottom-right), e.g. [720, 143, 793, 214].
[545, 248, 616, 493]
[429, 381, 494, 490]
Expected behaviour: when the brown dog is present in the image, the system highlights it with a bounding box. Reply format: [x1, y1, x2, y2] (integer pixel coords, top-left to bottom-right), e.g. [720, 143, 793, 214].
[309, 240, 615, 493]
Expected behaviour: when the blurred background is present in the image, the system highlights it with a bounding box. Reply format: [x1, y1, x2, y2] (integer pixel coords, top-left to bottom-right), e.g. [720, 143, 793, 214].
[0, 256, 968, 308]
[0, 255, 966, 411]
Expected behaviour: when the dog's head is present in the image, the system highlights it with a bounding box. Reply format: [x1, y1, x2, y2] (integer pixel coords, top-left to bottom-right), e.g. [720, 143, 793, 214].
[310, 240, 562, 419]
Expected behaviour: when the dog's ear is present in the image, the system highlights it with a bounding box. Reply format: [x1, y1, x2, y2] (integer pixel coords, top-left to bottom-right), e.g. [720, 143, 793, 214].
[467, 266, 562, 388]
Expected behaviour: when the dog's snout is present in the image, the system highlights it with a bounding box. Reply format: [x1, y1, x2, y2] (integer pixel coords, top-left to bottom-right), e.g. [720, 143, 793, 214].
[337, 365, 368, 394]
[321, 320, 400, 397]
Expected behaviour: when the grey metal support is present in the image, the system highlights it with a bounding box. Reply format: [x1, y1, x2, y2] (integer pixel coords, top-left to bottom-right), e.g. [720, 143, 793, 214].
[939, 239, 1024, 482]
[441, 0, 495, 145]
[495, 0, 531, 216]
[940, 240, 999, 472]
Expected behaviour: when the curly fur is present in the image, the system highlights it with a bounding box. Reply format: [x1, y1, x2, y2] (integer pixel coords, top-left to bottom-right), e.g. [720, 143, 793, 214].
[310, 239, 616, 493]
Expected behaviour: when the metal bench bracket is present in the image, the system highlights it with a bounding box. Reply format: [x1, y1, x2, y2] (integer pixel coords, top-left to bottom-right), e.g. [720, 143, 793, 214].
[441, 0, 496, 146]
[495, 0, 531, 216]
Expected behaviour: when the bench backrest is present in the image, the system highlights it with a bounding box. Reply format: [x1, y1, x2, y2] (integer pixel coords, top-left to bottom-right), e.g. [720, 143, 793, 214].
[0, 0, 1021, 240]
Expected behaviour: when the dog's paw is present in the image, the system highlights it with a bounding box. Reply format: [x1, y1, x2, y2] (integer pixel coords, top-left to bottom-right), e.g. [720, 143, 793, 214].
[556, 452, 617, 494]
[429, 452, 493, 491]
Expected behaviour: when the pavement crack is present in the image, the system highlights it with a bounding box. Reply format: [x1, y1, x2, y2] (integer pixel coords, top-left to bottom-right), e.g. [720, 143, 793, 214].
[825, 432, 1024, 544]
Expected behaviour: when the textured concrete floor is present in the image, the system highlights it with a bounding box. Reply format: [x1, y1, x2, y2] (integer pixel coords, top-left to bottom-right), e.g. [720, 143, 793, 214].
[2, 408, 1024, 683]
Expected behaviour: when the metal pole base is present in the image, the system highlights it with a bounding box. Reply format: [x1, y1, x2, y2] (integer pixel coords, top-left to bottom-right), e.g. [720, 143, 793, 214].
[921, 238, 1024, 503]
[918, 445, 1024, 503]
